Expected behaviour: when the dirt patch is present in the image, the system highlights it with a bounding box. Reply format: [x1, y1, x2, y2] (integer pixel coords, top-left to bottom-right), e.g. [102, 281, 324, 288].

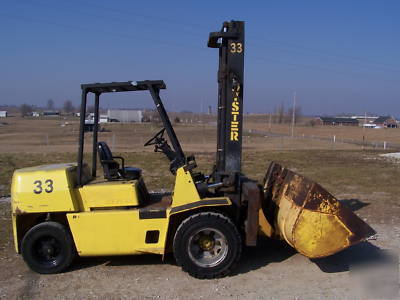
[0, 199, 397, 299]
[1, 117, 399, 298]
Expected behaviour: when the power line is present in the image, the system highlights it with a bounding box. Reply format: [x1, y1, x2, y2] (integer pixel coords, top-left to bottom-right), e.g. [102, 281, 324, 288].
[247, 36, 400, 71]
[22, 0, 400, 72]
[0, 11, 398, 87]
[0, 13, 204, 51]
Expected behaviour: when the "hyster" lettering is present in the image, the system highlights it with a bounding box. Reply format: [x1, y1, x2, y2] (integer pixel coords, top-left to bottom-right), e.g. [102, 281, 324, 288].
[230, 85, 241, 141]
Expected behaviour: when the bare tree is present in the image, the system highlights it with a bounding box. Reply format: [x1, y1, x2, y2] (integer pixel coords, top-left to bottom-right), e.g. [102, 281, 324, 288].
[277, 101, 285, 124]
[46, 99, 54, 110]
[63, 100, 74, 113]
[287, 106, 302, 124]
[20, 103, 33, 117]
[87, 105, 95, 114]
[151, 110, 162, 124]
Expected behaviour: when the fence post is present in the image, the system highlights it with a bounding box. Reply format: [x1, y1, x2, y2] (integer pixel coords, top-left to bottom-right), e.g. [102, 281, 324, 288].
[383, 141, 387, 150]
[112, 133, 116, 151]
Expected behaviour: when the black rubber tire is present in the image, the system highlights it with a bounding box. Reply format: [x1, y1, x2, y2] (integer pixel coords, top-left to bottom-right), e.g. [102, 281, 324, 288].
[21, 221, 75, 274]
[173, 212, 241, 279]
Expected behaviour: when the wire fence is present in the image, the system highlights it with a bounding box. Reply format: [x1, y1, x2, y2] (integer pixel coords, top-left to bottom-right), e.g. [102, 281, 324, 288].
[248, 129, 400, 151]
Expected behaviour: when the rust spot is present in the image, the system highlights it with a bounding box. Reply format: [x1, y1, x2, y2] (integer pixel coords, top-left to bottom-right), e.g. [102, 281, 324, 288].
[263, 162, 376, 257]
[14, 207, 26, 214]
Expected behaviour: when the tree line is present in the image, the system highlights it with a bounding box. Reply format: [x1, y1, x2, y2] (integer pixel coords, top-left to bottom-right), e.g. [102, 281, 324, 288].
[273, 102, 302, 124]
[19, 99, 76, 117]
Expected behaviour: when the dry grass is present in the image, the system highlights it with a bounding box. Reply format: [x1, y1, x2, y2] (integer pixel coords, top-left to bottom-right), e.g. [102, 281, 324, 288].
[245, 119, 400, 146]
[1, 116, 393, 154]
[1, 117, 400, 213]
[1, 149, 399, 199]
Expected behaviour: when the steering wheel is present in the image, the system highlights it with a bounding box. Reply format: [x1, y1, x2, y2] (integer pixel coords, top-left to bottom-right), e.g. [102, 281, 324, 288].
[144, 128, 166, 146]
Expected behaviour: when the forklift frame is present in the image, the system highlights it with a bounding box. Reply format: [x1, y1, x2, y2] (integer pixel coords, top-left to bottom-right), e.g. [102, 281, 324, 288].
[77, 80, 186, 186]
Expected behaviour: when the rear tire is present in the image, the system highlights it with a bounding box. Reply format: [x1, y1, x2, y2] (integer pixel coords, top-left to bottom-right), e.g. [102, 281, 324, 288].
[21, 221, 75, 274]
[173, 212, 241, 279]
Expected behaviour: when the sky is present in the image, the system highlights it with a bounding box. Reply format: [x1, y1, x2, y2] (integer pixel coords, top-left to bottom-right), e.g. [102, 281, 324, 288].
[0, 0, 399, 116]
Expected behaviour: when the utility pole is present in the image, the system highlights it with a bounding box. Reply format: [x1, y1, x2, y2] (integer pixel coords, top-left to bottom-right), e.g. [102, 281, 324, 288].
[268, 112, 272, 132]
[362, 111, 366, 149]
[291, 91, 296, 138]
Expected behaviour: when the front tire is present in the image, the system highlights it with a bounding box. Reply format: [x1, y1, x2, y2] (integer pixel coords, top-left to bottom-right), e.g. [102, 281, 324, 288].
[173, 212, 241, 279]
[21, 221, 75, 274]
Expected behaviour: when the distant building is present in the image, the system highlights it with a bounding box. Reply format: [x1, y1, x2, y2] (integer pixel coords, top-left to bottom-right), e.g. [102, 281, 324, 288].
[84, 119, 95, 132]
[43, 111, 60, 117]
[107, 109, 142, 122]
[350, 115, 378, 125]
[99, 115, 108, 123]
[314, 117, 359, 126]
[373, 116, 397, 128]
[362, 123, 377, 128]
[0, 111, 7, 118]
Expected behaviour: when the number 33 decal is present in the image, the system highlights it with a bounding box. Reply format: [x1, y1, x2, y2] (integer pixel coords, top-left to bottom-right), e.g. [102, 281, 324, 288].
[230, 42, 243, 53]
[33, 179, 54, 194]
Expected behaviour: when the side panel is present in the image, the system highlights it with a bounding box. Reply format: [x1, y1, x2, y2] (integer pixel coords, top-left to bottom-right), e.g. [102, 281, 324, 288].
[11, 163, 79, 213]
[171, 168, 201, 208]
[78, 180, 141, 211]
[67, 210, 169, 256]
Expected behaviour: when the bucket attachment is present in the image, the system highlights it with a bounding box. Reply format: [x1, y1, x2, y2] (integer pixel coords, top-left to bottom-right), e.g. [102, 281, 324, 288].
[260, 162, 376, 258]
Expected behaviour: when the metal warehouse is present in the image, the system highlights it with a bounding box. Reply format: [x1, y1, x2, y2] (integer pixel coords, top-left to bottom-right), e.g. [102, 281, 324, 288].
[107, 109, 143, 122]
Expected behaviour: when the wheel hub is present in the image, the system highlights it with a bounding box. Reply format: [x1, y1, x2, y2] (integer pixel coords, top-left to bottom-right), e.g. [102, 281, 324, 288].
[199, 236, 215, 251]
[42, 243, 55, 256]
[187, 227, 229, 268]
[33, 237, 60, 263]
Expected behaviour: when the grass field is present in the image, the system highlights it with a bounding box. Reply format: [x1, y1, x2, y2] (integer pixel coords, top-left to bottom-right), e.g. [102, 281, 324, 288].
[1, 116, 399, 299]
[1, 116, 399, 200]
[2, 116, 396, 153]
[2, 149, 400, 222]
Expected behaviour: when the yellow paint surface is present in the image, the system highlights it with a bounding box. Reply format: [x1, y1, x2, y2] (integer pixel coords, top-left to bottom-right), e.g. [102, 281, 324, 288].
[171, 167, 201, 207]
[11, 163, 79, 213]
[78, 180, 141, 211]
[67, 210, 169, 256]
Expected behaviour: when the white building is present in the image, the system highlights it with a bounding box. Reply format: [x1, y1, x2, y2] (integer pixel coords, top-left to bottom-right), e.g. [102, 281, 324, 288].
[99, 115, 108, 123]
[0, 111, 7, 118]
[107, 109, 142, 122]
[363, 123, 377, 128]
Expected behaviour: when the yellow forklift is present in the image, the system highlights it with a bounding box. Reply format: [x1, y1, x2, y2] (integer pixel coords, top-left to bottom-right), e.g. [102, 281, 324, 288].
[11, 21, 375, 279]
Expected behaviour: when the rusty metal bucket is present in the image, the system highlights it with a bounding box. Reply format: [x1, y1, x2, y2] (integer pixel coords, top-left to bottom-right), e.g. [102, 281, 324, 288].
[259, 162, 376, 258]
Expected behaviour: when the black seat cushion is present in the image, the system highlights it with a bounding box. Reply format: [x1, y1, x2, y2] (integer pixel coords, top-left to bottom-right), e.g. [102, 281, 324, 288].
[98, 141, 113, 161]
[97, 141, 142, 181]
[123, 167, 142, 180]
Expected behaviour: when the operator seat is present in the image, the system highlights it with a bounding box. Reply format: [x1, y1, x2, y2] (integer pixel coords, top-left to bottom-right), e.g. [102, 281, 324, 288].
[97, 141, 142, 181]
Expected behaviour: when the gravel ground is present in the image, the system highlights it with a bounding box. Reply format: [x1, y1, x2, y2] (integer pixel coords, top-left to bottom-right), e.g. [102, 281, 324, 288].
[380, 152, 400, 160]
[0, 196, 399, 299]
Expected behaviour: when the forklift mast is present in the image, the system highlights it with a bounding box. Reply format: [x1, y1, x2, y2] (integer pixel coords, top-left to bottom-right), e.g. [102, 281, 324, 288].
[208, 21, 245, 177]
